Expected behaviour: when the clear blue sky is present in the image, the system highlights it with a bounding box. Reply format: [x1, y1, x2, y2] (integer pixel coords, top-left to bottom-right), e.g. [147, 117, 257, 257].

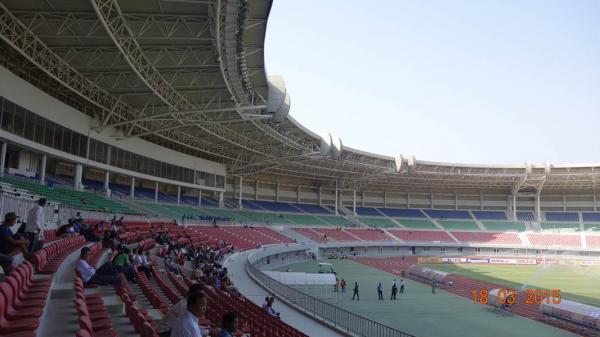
[264, 0, 600, 165]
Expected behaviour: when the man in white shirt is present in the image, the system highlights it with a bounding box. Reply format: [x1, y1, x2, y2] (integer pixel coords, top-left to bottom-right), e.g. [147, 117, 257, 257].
[169, 291, 208, 337]
[157, 284, 211, 337]
[24, 198, 46, 251]
[76, 246, 121, 286]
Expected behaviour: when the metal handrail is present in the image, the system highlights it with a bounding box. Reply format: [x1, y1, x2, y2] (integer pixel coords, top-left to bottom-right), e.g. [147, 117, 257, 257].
[246, 260, 416, 337]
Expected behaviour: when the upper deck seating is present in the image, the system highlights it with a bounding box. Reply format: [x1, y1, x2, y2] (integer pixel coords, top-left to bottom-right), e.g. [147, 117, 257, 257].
[545, 212, 579, 222]
[424, 210, 472, 219]
[378, 208, 426, 218]
[471, 211, 507, 220]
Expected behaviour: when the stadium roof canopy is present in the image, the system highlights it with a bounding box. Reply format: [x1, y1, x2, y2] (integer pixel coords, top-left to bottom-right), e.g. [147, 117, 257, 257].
[2, 0, 600, 194]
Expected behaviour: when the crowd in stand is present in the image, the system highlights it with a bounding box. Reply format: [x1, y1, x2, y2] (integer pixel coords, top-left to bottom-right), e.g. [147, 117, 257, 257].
[1, 204, 294, 337]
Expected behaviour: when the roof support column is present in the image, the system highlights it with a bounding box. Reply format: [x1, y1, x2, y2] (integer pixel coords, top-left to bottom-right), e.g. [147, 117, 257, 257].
[407, 192, 411, 208]
[218, 191, 224, 208]
[353, 190, 357, 216]
[275, 182, 280, 202]
[130, 177, 135, 200]
[177, 186, 181, 205]
[104, 171, 111, 198]
[334, 186, 339, 216]
[0, 142, 6, 177]
[455, 193, 459, 210]
[74, 164, 83, 191]
[154, 182, 159, 203]
[480, 192, 484, 211]
[535, 194, 541, 222]
[594, 194, 597, 212]
[362, 190, 365, 207]
[255, 180, 259, 200]
[238, 176, 243, 210]
[297, 185, 301, 204]
[563, 193, 567, 212]
[39, 154, 46, 185]
[198, 189, 202, 207]
[430, 192, 434, 209]
[512, 194, 517, 221]
[318, 186, 322, 206]
[384, 191, 388, 208]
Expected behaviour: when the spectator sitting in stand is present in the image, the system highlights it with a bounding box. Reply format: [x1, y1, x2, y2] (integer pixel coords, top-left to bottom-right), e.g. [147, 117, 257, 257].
[133, 247, 152, 278]
[0, 212, 32, 273]
[218, 312, 239, 337]
[113, 247, 136, 282]
[76, 246, 121, 287]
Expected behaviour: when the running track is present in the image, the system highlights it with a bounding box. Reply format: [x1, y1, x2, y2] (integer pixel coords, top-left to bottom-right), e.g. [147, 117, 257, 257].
[355, 257, 597, 337]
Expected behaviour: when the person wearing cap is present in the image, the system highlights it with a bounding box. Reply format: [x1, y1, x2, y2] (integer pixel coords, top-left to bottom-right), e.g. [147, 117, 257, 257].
[76, 246, 121, 286]
[0, 212, 31, 274]
[24, 198, 46, 252]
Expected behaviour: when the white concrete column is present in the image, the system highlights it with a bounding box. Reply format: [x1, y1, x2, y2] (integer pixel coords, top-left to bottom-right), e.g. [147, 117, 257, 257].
[563, 193, 567, 212]
[594, 194, 597, 212]
[218, 191, 224, 208]
[39, 154, 47, 184]
[198, 189, 202, 207]
[0, 142, 6, 177]
[480, 192, 484, 210]
[154, 182, 159, 203]
[238, 176, 243, 209]
[384, 191, 388, 208]
[318, 186, 322, 205]
[104, 171, 111, 197]
[275, 182, 280, 202]
[430, 192, 434, 209]
[334, 188, 339, 215]
[535, 194, 541, 221]
[407, 192, 411, 208]
[362, 190, 365, 207]
[512, 194, 517, 220]
[255, 180, 259, 200]
[129, 177, 135, 199]
[353, 190, 357, 216]
[74, 163, 83, 191]
[297, 185, 301, 204]
[455, 193, 459, 210]
[177, 186, 181, 204]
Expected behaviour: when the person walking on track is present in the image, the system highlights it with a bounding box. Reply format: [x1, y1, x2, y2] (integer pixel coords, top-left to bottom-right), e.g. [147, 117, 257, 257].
[391, 280, 398, 300]
[377, 282, 383, 300]
[352, 282, 360, 300]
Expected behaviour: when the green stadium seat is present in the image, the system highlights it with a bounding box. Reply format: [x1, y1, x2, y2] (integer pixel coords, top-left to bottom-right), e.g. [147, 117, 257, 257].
[438, 220, 480, 231]
[482, 221, 527, 232]
[395, 219, 437, 229]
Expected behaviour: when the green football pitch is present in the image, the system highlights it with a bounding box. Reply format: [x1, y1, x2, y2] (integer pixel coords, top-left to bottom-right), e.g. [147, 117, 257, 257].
[421, 263, 600, 307]
[275, 259, 577, 337]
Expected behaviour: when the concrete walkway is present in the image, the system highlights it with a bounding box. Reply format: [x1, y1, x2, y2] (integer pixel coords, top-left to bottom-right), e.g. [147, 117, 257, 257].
[224, 251, 344, 337]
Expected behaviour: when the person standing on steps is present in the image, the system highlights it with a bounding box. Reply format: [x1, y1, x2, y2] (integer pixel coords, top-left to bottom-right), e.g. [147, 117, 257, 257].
[352, 282, 360, 300]
[377, 282, 383, 300]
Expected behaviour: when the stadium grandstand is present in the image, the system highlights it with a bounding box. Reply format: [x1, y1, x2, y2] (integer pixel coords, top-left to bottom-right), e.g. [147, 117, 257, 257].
[0, 0, 598, 337]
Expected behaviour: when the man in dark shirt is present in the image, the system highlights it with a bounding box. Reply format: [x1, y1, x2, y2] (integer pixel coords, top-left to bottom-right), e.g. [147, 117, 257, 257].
[0, 212, 31, 274]
[352, 282, 360, 300]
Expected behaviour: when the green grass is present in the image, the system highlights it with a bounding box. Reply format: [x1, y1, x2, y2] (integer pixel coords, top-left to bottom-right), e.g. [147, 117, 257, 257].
[422, 263, 600, 307]
[275, 260, 575, 337]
